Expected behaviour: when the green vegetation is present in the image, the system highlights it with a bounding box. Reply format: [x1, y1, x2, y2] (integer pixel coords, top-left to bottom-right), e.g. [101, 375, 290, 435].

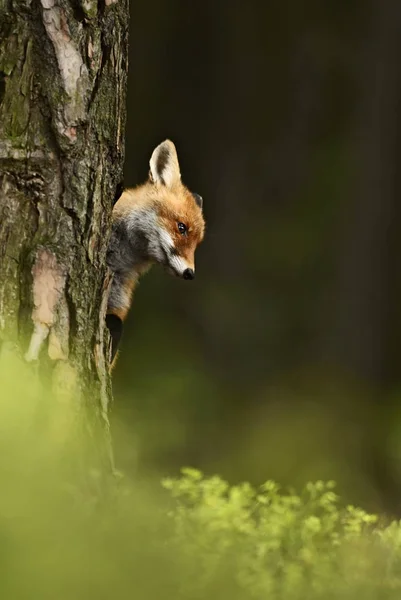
[2, 355, 401, 599]
[162, 469, 401, 599]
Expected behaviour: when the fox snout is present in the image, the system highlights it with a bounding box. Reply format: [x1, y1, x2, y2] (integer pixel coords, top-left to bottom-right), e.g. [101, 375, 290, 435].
[166, 253, 195, 280]
[183, 268, 195, 280]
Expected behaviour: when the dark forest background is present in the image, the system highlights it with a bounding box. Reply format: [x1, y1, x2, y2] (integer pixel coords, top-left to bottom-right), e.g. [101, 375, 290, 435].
[112, 0, 401, 516]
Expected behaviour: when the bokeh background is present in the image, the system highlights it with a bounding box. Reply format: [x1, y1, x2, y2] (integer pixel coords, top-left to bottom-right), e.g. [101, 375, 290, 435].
[113, 0, 401, 516]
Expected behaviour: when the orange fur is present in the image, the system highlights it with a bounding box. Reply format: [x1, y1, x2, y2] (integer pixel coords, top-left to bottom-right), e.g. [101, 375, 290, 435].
[113, 183, 205, 246]
[112, 181, 205, 291]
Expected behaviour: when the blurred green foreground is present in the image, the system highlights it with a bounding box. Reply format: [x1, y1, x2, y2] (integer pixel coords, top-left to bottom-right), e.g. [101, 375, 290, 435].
[1, 355, 401, 600]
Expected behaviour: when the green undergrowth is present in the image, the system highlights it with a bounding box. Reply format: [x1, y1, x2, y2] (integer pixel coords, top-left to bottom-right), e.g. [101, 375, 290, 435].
[1, 352, 401, 599]
[162, 469, 401, 599]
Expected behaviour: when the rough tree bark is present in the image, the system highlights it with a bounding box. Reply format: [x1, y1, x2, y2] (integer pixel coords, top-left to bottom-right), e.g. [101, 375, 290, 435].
[0, 0, 128, 469]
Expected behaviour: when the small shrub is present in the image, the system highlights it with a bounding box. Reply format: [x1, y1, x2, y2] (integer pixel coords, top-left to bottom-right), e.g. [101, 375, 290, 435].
[162, 469, 401, 599]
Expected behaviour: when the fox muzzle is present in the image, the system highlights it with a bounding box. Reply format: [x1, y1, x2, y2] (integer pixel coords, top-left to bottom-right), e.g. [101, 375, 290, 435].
[183, 268, 195, 280]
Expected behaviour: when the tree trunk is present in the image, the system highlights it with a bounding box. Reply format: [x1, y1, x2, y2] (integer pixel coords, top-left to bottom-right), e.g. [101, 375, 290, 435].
[0, 0, 128, 471]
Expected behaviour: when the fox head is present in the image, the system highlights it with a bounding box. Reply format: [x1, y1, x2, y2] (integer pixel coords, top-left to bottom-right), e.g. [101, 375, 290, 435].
[114, 140, 205, 280]
[146, 139, 205, 279]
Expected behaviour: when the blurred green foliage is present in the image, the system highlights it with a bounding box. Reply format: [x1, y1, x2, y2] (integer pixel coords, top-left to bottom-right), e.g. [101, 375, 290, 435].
[163, 469, 401, 599]
[2, 356, 401, 599]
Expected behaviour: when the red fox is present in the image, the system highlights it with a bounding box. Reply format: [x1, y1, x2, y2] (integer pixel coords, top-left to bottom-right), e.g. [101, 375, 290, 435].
[106, 139, 205, 363]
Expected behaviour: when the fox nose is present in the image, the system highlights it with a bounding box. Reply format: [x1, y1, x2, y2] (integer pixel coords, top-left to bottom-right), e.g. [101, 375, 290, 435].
[183, 268, 195, 280]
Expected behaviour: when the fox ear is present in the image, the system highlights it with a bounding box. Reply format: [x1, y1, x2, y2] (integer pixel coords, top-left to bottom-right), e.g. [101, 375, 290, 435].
[149, 140, 181, 188]
[192, 193, 203, 210]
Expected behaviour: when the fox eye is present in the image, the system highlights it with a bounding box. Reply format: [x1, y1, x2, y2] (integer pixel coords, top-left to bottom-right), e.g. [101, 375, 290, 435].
[177, 222, 187, 235]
